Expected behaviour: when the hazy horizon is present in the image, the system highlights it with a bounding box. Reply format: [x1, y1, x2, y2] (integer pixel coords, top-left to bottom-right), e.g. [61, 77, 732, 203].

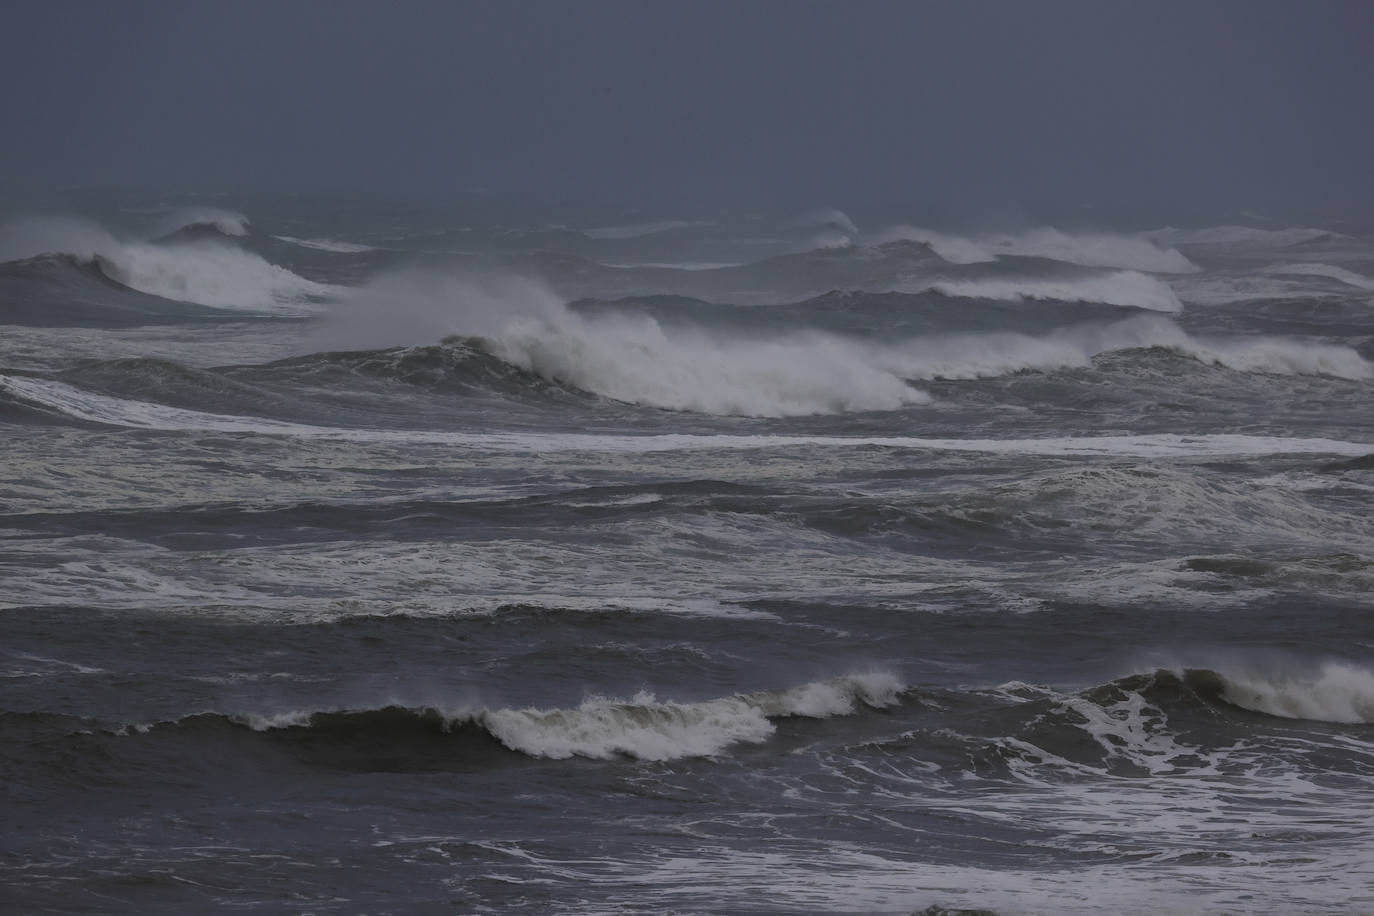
[4, 1, 1373, 227]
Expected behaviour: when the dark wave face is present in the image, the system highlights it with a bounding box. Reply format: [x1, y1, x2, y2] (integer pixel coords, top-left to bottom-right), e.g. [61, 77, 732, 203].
[3, 203, 1374, 915]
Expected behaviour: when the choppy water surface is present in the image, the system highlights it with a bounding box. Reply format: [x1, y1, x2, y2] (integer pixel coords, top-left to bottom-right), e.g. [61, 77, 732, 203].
[3, 205, 1373, 914]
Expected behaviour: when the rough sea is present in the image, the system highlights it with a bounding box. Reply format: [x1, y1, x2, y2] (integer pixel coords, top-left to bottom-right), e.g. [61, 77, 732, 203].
[2, 200, 1372, 915]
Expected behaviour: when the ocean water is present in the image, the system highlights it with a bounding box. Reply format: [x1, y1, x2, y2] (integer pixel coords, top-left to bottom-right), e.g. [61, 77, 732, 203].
[2, 202, 1373, 915]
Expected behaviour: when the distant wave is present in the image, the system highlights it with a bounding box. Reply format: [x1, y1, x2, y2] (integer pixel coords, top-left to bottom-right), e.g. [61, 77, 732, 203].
[1263, 262, 1374, 292]
[1144, 225, 1339, 248]
[582, 219, 714, 240]
[868, 314, 1371, 381]
[0, 216, 330, 312]
[869, 226, 1200, 274]
[321, 270, 930, 416]
[478, 307, 1368, 415]
[274, 235, 378, 253]
[790, 207, 860, 237]
[927, 271, 1184, 312]
[151, 207, 250, 239]
[314, 268, 1349, 417]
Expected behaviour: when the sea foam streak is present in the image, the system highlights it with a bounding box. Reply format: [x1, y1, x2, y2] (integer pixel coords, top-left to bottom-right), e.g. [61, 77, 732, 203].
[5, 373, 1372, 459]
[0, 216, 329, 312]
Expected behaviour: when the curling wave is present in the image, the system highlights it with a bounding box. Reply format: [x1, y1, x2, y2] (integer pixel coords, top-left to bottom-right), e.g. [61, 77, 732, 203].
[1203, 661, 1374, 724]
[0, 216, 330, 312]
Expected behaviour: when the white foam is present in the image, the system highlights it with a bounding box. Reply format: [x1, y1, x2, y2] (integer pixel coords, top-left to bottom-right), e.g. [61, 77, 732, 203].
[5, 372, 1372, 459]
[324, 270, 931, 416]
[96, 241, 330, 312]
[323, 268, 1369, 417]
[221, 673, 903, 760]
[0, 216, 329, 312]
[481, 672, 904, 760]
[485, 311, 930, 416]
[1217, 662, 1374, 724]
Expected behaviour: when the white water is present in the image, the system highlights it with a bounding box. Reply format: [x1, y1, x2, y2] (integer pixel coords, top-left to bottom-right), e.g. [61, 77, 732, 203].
[485, 312, 931, 415]
[1216, 662, 1374, 724]
[0, 216, 328, 312]
[316, 269, 1368, 416]
[239, 672, 906, 761]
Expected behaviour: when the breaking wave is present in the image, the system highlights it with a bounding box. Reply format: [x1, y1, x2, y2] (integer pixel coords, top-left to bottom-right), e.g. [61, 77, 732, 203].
[0, 216, 329, 312]
[313, 269, 1365, 416]
[1205, 661, 1374, 724]
[54, 664, 1374, 776]
[324, 270, 931, 416]
[151, 207, 250, 239]
[144, 672, 908, 762]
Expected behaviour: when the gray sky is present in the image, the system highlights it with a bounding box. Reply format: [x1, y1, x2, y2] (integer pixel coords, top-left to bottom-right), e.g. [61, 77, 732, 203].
[3, 0, 1372, 223]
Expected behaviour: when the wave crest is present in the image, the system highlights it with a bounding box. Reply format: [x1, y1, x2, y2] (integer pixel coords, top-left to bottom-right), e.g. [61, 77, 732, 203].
[155, 672, 909, 763]
[0, 216, 328, 312]
[1205, 662, 1374, 724]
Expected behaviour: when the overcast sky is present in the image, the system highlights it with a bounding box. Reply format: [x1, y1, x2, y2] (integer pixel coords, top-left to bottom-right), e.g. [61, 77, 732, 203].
[3, 1, 1372, 223]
